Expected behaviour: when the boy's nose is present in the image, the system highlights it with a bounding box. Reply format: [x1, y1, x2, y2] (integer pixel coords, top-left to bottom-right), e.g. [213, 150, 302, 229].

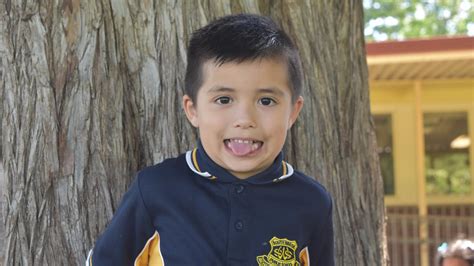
[232, 105, 257, 129]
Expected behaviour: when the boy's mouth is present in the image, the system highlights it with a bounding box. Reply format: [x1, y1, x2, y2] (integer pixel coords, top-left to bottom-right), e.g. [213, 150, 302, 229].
[224, 138, 263, 157]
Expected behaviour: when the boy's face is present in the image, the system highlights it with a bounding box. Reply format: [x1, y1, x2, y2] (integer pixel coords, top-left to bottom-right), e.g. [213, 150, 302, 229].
[183, 58, 303, 179]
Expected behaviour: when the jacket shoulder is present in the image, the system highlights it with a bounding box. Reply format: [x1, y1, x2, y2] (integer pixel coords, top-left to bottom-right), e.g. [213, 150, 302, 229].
[135, 153, 191, 190]
[139, 153, 186, 175]
[291, 170, 333, 211]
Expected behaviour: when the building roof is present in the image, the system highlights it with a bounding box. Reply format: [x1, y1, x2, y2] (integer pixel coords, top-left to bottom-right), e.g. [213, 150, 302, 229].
[366, 36, 474, 81]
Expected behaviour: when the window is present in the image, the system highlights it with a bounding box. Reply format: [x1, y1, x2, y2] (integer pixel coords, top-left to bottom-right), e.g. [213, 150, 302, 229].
[424, 112, 471, 195]
[374, 114, 395, 195]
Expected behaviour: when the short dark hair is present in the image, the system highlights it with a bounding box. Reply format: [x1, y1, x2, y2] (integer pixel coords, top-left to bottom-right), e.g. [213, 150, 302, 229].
[436, 238, 474, 266]
[185, 14, 303, 103]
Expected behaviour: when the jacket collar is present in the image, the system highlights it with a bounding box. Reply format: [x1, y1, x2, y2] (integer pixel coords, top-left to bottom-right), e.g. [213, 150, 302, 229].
[185, 142, 294, 185]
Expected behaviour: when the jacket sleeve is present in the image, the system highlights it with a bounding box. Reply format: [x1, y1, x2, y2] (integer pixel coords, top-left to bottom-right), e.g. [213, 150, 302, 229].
[302, 196, 334, 266]
[87, 175, 158, 266]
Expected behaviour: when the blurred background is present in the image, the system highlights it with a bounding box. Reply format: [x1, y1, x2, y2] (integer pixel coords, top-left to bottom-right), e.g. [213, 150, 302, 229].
[364, 0, 473, 265]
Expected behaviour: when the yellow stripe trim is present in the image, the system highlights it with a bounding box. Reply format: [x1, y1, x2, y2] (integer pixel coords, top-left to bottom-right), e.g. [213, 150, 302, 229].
[192, 148, 217, 180]
[89, 253, 93, 266]
[192, 148, 202, 172]
[134, 231, 164, 266]
[299, 246, 310, 265]
[282, 161, 287, 176]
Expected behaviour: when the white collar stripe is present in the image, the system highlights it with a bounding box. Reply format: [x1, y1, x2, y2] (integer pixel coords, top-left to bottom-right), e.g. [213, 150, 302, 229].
[186, 150, 294, 182]
[273, 162, 294, 182]
[185, 150, 213, 178]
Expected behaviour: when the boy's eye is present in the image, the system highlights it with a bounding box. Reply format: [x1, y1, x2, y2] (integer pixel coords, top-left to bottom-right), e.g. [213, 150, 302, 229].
[215, 96, 232, 104]
[259, 97, 276, 106]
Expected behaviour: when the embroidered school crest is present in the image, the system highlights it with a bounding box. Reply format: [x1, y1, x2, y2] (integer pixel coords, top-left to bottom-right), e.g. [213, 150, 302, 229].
[256, 237, 300, 266]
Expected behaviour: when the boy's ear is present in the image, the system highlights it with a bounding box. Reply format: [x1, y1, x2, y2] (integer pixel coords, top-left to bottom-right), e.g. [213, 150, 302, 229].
[182, 95, 199, 128]
[288, 96, 304, 129]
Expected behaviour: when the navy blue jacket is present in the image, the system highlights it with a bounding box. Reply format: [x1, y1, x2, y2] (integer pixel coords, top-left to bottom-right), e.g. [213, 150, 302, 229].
[88, 146, 334, 265]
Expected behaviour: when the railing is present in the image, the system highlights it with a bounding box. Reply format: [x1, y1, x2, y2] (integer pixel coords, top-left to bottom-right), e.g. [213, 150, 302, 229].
[387, 213, 474, 266]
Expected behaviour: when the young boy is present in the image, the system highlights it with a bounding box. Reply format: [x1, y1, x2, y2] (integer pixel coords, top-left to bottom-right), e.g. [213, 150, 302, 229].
[88, 14, 334, 265]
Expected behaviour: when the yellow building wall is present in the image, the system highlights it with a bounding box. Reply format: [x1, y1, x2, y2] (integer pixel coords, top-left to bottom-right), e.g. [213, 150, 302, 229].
[370, 79, 474, 207]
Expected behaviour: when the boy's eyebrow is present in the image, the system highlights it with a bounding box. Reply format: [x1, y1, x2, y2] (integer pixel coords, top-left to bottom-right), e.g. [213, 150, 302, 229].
[207, 86, 285, 96]
[207, 86, 235, 94]
[257, 87, 285, 96]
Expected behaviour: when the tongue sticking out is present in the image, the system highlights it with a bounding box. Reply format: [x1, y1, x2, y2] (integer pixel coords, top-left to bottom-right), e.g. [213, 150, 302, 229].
[227, 140, 260, 156]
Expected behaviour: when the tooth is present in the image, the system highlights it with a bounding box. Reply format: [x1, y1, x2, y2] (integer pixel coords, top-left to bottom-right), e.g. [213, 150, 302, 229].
[252, 143, 259, 151]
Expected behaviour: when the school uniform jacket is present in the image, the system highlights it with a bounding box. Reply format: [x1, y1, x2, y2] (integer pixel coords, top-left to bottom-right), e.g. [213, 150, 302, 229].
[87, 145, 334, 265]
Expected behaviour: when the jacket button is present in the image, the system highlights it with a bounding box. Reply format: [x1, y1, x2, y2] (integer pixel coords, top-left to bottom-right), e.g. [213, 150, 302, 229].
[235, 221, 243, 231]
[235, 184, 245, 194]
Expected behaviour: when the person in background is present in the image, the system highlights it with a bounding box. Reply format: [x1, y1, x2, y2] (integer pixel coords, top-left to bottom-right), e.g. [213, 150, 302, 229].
[436, 237, 474, 266]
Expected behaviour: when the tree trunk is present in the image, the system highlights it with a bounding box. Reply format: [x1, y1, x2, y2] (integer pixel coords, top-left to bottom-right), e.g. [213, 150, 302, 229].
[1, 1, 386, 265]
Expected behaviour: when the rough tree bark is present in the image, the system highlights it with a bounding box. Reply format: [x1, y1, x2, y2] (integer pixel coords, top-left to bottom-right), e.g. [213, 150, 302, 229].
[1, 1, 386, 265]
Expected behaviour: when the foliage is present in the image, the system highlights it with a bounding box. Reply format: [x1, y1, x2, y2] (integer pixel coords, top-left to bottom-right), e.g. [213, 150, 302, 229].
[364, 0, 474, 41]
[426, 152, 471, 195]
